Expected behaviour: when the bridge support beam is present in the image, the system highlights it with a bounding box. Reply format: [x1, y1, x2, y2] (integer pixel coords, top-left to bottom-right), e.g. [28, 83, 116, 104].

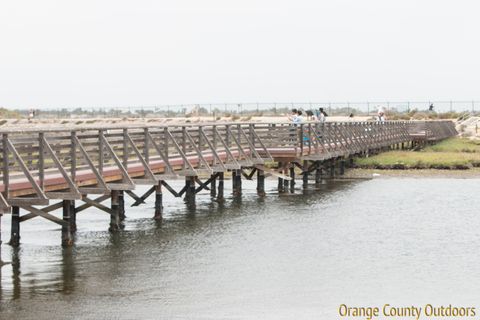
[315, 161, 322, 185]
[118, 191, 125, 221]
[109, 190, 122, 232]
[154, 182, 163, 220]
[289, 165, 295, 191]
[302, 160, 309, 189]
[282, 167, 288, 190]
[329, 159, 336, 178]
[217, 172, 224, 200]
[232, 169, 242, 195]
[185, 176, 196, 203]
[69, 200, 77, 232]
[210, 174, 217, 197]
[277, 162, 285, 192]
[62, 200, 73, 247]
[339, 159, 346, 175]
[257, 169, 265, 196]
[278, 177, 284, 192]
[9, 206, 20, 246]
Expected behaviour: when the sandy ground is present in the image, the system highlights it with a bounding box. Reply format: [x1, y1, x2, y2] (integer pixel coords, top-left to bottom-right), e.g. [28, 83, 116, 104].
[0, 115, 372, 130]
[457, 116, 480, 138]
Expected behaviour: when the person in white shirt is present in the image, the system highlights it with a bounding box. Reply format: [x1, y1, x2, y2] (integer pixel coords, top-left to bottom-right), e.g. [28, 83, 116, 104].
[288, 108, 298, 123]
[377, 106, 386, 122]
[295, 110, 304, 123]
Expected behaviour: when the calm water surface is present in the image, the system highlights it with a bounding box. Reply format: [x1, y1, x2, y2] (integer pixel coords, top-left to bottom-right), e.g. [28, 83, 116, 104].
[0, 178, 479, 319]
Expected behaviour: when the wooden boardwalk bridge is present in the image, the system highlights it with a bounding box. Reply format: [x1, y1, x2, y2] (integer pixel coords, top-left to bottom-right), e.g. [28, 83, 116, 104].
[0, 120, 456, 249]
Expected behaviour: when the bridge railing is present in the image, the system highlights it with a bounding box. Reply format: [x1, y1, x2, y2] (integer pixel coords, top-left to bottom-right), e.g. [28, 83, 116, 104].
[406, 120, 457, 141]
[0, 120, 457, 212]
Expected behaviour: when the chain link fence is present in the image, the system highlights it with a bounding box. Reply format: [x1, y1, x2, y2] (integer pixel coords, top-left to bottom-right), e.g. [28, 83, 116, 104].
[11, 101, 479, 119]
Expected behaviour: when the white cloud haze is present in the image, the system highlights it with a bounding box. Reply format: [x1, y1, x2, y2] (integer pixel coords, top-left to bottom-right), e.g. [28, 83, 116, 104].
[0, 0, 479, 108]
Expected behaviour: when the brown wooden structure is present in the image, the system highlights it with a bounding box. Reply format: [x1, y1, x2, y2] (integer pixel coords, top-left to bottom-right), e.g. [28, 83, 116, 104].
[0, 120, 456, 249]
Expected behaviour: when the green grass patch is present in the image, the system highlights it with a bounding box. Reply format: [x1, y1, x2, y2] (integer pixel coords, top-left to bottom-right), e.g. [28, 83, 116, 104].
[356, 137, 480, 170]
[423, 137, 480, 153]
[356, 151, 480, 169]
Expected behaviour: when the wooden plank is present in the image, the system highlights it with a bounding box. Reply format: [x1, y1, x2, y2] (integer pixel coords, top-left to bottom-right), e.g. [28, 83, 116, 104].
[125, 131, 157, 183]
[20, 201, 63, 221]
[42, 136, 82, 199]
[6, 138, 48, 202]
[81, 196, 113, 214]
[101, 134, 135, 189]
[19, 205, 67, 226]
[74, 135, 110, 193]
[76, 194, 110, 213]
[254, 164, 292, 181]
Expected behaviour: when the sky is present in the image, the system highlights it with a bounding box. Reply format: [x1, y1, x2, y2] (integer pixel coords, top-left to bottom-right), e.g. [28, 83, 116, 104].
[0, 0, 479, 109]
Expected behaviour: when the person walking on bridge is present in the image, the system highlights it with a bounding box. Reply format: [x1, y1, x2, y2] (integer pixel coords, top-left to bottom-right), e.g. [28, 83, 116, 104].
[377, 106, 386, 122]
[318, 108, 328, 123]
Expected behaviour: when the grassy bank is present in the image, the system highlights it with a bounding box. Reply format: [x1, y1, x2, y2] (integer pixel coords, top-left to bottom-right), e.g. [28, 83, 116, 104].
[355, 137, 480, 169]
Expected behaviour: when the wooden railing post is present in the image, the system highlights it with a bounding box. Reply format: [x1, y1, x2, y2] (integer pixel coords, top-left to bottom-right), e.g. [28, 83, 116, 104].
[38, 132, 45, 191]
[299, 124, 304, 155]
[144, 128, 149, 164]
[98, 130, 104, 176]
[164, 127, 169, 160]
[2, 134, 9, 199]
[122, 128, 129, 169]
[182, 126, 187, 171]
[71, 131, 76, 183]
[225, 124, 230, 147]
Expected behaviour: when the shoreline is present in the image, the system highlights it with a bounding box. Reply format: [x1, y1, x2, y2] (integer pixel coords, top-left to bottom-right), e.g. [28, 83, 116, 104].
[343, 167, 480, 179]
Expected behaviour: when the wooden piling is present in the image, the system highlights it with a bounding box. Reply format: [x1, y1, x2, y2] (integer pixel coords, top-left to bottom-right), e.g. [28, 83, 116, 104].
[154, 181, 163, 220]
[118, 190, 126, 221]
[69, 200, 77, 232]
[277, 162, 284, 192]
[330, 159, 335, 178]
[185, 176, 196, 202]
[289, 165, 295, 190]
[217, 172, 224, 200]
[315, 161, 322, 184]
[232, 169, 242, 195]
[62, 200, 73, 247]
[257, 169, 265, 196]
[109, 190, 121, 232]
[339, 159, 346, 175]
[210, 174, 217, 197]
[302, 160, 308, 189]
[9, 206, 20, 246]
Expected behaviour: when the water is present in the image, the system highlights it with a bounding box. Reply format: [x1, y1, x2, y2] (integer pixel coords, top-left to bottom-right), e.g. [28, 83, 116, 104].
[1, 177, 479, 319]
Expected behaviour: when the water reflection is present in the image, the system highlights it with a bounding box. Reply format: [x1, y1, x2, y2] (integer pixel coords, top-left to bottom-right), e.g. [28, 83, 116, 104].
[0, 178, 356, 302]
[5, 178, 476, 319]
[60, 248, 76, 294]
[11, 248, 21, 299]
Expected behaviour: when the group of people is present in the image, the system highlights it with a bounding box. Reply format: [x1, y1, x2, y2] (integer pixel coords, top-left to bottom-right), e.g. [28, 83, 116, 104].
[288, 106, 388, 123]
[288, 108, 328, 123]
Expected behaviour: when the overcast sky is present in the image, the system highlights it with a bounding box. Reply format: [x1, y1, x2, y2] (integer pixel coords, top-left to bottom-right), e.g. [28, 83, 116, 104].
[0, 0, 479, 108]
